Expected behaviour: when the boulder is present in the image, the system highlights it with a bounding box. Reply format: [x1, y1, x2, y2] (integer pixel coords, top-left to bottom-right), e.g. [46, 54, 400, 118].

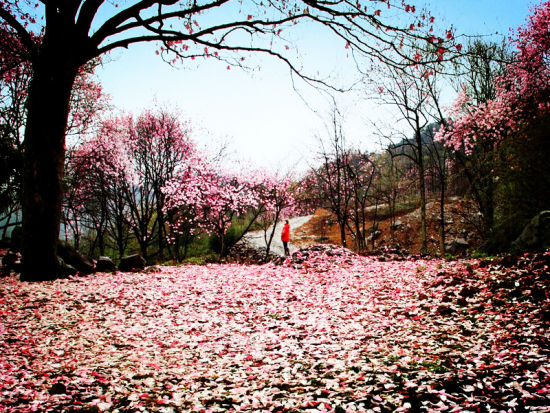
[445, 238, 469, 255]
[118, 254, 146, 272]
[1, 250, 20, 275]
[58, 257, 77, 277]
[49, 382, 67, 395]
[512, 210, 550, 251]
[367, 230, 382, 242]
[57, 241, 95, 275]
[390, 220, 403, 230]
[96, 256, 116, 273]
[228, 242, 279, 264]
[143, 265, 162, 274]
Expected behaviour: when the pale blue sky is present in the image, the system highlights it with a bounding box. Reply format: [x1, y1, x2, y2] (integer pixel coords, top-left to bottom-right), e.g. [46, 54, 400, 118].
[95, 0, 538, 174]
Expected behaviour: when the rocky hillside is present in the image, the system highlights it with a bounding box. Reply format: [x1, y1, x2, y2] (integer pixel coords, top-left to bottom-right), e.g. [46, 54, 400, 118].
[292, 198, 484, 256]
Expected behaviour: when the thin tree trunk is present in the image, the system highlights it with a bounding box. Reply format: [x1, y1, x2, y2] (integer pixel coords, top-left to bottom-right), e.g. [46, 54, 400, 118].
[21, 52, 78, 281]
[339, 220, 347, 248]
[264, 211, 280, 259]
[416, 128, 428, 254]
[371, 202, 379, 250]
[439, 188, 446, 256]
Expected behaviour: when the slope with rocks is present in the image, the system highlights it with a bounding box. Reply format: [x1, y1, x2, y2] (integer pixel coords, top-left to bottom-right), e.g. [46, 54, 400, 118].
[293, 198, 484, 256]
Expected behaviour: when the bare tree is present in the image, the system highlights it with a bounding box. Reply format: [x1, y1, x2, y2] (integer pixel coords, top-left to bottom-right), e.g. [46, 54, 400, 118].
[314, 105, 354, 248]
[378, 64, 433, 253]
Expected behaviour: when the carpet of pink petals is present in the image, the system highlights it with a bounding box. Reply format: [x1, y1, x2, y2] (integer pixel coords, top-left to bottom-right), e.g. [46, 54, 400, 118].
[1, 250, 548, 412]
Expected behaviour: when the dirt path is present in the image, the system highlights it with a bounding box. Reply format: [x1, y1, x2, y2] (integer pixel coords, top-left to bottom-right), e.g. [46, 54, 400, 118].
[241, 215, 314, 256]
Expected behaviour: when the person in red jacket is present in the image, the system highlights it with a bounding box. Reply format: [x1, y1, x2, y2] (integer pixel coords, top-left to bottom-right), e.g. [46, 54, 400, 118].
[281, 220, 290, 256]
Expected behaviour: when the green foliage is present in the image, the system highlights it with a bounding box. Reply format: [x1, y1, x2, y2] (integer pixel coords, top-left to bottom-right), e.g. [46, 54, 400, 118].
[183, 234, 212, 258]
[208, 221, 250, 254]
[471, 251, 497, 260]
[480, 116, 550, 253]
[368, 200, 417, 221]
[181, 254, 220, 265]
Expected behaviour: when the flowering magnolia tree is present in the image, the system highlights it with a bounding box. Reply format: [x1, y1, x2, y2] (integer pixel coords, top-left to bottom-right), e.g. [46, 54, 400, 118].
[0, 0, 454, 280]
[65, 119, 135, 258]
[122, 108, 194, 260]
[254, 173, 296, 258]
[437, 1, 550, 152]
[163, 162, 264, 257]
[65, 107, 194, 260]
[436, 0, 550, 246]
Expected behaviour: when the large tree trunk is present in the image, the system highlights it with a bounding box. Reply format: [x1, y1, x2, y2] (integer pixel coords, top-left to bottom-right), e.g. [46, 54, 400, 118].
[21, 52, 78, 281]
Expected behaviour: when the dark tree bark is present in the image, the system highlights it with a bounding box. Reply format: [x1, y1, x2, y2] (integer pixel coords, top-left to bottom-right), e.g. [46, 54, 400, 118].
[21, 48, 79, 281]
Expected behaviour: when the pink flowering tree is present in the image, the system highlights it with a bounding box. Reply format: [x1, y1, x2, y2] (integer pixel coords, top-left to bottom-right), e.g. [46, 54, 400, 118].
[65, 107, 194, 260]
[160, 155, 206, 260]
[65, 119, 134, 259]
[437, 1, 550, 246]
[432, 40, 508, 237]
[122, 108, 195, 261]
[438, 1, 550, 153]
[254, 173, 296, 258]
[0, 0, 454, 280]
[163, 162, 263, 258]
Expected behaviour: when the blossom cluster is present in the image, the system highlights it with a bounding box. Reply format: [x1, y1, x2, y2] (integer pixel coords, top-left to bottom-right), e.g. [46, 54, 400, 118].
[436, 1, 550, 152]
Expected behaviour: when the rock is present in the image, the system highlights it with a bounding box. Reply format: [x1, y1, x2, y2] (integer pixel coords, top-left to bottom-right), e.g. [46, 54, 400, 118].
[445, 238, 469, 255]
[497, 255, 519, 268]
[96, 256, 116, 273]
[49, 382, 67, 395]
[368, 246, 409, 261]
[512, 210, 550, 251]
[143, 265, 162, 273]
[390, 220, 403, 230]
[57, 241, 95, 274]
[118, 254, 146, 272]
[285, 244, 357, 270]
[10, 226, 22, 252]
[367, 230, 382, 242]
[1, 250, 20, 275]
[58, 257, 77, 277]
[228, 241, 278, 264]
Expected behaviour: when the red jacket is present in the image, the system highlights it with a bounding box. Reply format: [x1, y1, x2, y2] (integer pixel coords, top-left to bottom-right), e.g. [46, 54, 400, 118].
[281, 223, 290, 242]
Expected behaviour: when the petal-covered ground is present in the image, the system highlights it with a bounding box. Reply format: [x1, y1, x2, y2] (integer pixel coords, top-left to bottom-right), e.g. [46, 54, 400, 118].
[0, 250, 549, 412]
